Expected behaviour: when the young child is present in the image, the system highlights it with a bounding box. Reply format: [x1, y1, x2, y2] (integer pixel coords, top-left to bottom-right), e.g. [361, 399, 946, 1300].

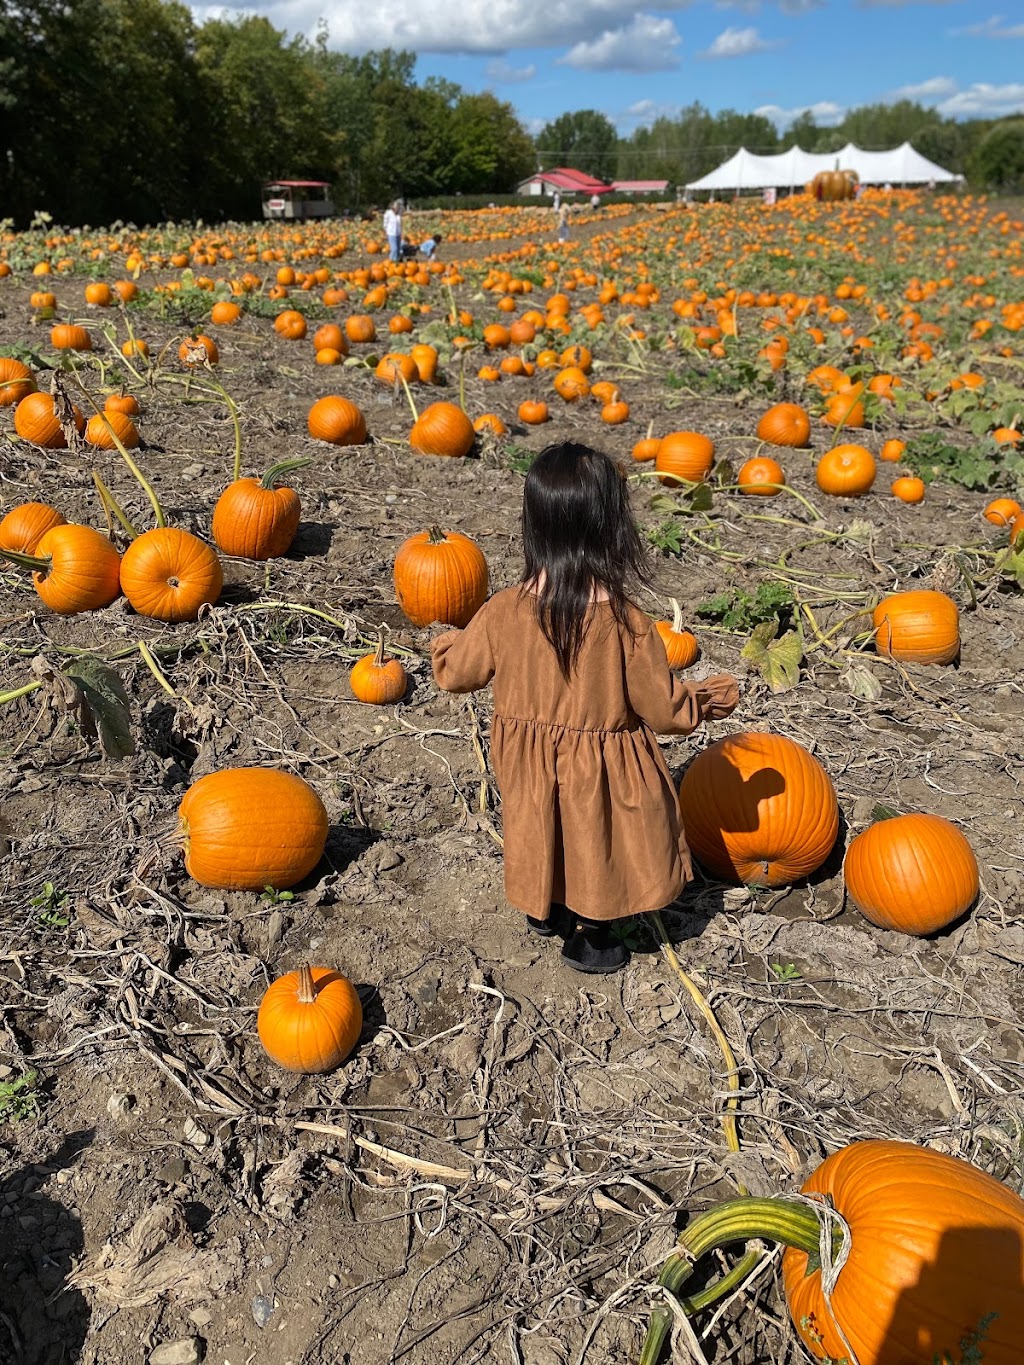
[431, 442, 739, 974]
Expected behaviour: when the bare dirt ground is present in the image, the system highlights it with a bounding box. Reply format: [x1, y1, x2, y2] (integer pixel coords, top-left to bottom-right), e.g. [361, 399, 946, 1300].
[1, 227, 1023, 1365]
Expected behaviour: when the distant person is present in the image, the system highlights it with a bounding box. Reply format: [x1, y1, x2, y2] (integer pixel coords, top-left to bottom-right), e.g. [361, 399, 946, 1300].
[383, 200, 402, 262]
[557, 201, 570, 243]
[419, 233, 443, 259]
[552, 191, 561, 212]
[590, 192, 601, 210]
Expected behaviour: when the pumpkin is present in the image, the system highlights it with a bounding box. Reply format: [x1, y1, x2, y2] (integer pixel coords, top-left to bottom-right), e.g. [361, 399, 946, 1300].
[983, 497, 1021, 526]
[258, 965, 362, 1074]
[890, 475, 925, 504]
[482, 324, 511, 350]
[806, 364, 847, 393]
[656, 431, 715, 486]
[212, 461, 304, 560]
[375, 352, 418, 386]
[0, 357, 36, 407]
[644, 1141, 1024, 1365]
[30, 291, 56, 311]
[738, 456, 785, 496]
[273, 309, 307, 340]
[655, 600, 700, 670]
[872, 589, 959, 665]
[393, 526, 488, 628]
[0, 502, 66, 555]
[410, 343, 438, 384]
[844, 812, 978, 934]
[815, 443, 876, 497]
[179, 334, 219, 366]
[178, 767, 328, 890]
[518, 399, 549, 425]
[119, 527, 223, 622]
[879, 438, 906, 463]
[822, 390, 865, 428]
[388, 313, 413, 335]
[84, 282, 112, 306]
[13, 391, 83, 448]
[210, 300, 241, 326]
[410, 402, 474, 459]
[632, 436, 661, 463]
[349, 633, 408, 704]
[678, 731, 838, 887]
[85, 410, 140, 450]
[307, 395, 366, 445]
[106, 393, 141, 416]
[121, 338, 149, 359]
[473, 413, 508, 436]
[344, 314, 376, 343]
[2, 523, 121, 614]
[601, 400, 630, 425]
[1010, 512, 1024, 549]
[756, 403, 809, 448]
[552, 366, 590, 402]
[992, 426, 1021, 446]
[50, 323, 92, 351]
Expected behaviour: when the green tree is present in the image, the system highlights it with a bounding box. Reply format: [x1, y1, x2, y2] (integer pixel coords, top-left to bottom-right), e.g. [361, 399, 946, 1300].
[974, 119, 1024, 192]
[448, 92, 535, 193]
[536, 110, 617, 179]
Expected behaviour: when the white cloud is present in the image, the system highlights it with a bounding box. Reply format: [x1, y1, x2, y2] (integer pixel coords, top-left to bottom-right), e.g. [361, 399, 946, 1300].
[202, 0, 695, 54]
[615, 97, 682, 131]
[936, 82, 1024, 116]
[754, 100, 845, 127]
[890, 76, 958, 100]
[560, 13, 682, 70]
[485, 58, 537, 82]
[958, 14, 1024, 38]
[701, 24, 779, 57]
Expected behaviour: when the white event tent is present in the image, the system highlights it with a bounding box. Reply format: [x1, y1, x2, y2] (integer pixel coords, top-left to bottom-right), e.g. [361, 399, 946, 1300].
[685, 142, 961, 193]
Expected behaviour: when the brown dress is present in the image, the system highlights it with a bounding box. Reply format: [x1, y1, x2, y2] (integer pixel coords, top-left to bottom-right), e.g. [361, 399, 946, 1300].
[432, 587, 739, 923]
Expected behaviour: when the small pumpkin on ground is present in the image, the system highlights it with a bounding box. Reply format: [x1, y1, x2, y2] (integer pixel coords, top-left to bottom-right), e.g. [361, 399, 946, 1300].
[0, 501, 65, 555]
[656, 431, 715, 486]
[755, 402, 809, 448]
[655, 599, 700, 670]
[212, 460, 306, 560]
[737, 456, 785, 496]
[307, 395, 366, 445]
[50, 323, 92, 352]
[258, 965, 363, 1074]
[890, 475, 925, 504]
[872, 589, 959, 665]
[349, 633, 409, 704]
[393, 526, 488, 628]
[815, 443, 876, 497]
[178, 767, 329, 891]
[410, 402, 475, 459]
[983, 497, 1021, 526]
[0, 357, 36, 407]
[844, 811, 978, 934]
[678, 731, 839, 887]
[119, 526, 223, 622]
[0, 523, 121, 614]
[85, 410, 140, 450]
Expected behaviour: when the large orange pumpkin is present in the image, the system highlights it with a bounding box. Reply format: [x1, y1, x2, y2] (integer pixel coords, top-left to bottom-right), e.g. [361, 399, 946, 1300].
[756, 403, 809, 448]
[872, 589, 959, 665]
[0, 357, 36, 407]
[393, 527, 488, 628]
[9, 523, 121, 614]
[307, 395, 366, 445]
[13, 391, 83, 448]
[816, 443, 876, 497]
[844, 812, 978, 934]
[0, 502, 65, 555]
[179, 768, 328, 891]
[85, 410, 140, 450]
[656, 432, 715, 486]
[678, 731, 838, 887]
[119, 527, 223, 622]
[257, 965, 362, 1074]
[212, 463, 303, 560]
[410, 402, 475, 458]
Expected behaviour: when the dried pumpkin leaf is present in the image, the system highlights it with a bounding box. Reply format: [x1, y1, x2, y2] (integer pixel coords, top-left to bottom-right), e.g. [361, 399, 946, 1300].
[741, 620, 803, 693]
[63, 655, 135, 760]
[840, 660, 883, 703]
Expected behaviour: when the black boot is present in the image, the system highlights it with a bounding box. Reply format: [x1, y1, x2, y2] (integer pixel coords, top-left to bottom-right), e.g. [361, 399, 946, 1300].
[561, 916, 629, 974]
[527, 903, 574, 938]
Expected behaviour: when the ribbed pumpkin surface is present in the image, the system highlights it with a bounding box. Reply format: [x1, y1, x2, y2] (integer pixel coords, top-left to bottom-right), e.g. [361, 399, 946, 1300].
[678, 731, 838, 887]
[33, 524, 121, 613]
[393, 529, 488, 628]
[0, 501, 65, 555]
[257, 967, 363, 1074]
[410, 402, 475, 458]
[844, 813, 978, 934]
[655, 431, 715, 485]
[179, 768, 329, 890]
[782, 1140, 1024, 1365]
[873, 589, 960, 665]
[120, 527, 223, 622]
[212, 479, 301, 560]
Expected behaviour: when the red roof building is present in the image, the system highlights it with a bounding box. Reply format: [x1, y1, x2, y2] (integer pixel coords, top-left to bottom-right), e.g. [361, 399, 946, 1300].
[516, 168, 612, 197]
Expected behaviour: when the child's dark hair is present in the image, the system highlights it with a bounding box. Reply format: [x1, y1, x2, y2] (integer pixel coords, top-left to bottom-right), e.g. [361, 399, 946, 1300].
[521, 441, 652, 677]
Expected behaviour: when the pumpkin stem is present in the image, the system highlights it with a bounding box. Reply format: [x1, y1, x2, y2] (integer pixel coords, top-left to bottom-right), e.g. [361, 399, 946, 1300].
[0, 546, 50, 572]
[297, 964, 317, 1005]
[639, 1197, 846, 1365]
[259, 457, 312, 490]
[204, 375, 243, 484]
[426, 525, 448, 545]
[92, 469, 140, 540]
[668, 597, 683, 634]
[0, 678, 44, 705]
[373, 629, 387, 668]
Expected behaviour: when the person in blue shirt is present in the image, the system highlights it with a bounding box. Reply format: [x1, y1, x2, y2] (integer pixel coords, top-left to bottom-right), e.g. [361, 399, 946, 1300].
[419, 233, 443, 258]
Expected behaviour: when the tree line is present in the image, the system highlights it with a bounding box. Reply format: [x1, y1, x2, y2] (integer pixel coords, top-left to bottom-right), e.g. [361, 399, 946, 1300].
[1, 0, 1021, 229]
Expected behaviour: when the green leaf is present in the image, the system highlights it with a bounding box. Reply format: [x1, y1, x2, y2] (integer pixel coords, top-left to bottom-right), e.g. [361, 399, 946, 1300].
[689, 482, 714, 512]
[871, 804, 900, 822]
[995, 545, 1024, 588]
[741, 620, 803, 693]
[63, 656, 135, 760]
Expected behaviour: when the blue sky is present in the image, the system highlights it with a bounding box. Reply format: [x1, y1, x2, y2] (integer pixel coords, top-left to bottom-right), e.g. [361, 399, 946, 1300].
[196, 0, 1024, 136]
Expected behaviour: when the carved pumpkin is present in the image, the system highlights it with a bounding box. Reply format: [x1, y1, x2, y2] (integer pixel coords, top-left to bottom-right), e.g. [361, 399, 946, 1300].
[738, 456, 785, 496]
[756, 403, 810, 448]
[349, 634, 408, 704]
[410, 402, 474, 459]
[0, 357, 36, 407]
[3, 523, 121, 614]
[178, 767, 328, 890]
[212, 462, 303, 560]
[393, 526, 488, 628]
[655, 600, 700, 670]
[844, 812, 978, 935]
[307, 395, 366, 445]
[179, 334, 219, 366]
[0, 502, 65, 555]
[656, 431, 715, 486]
[815, 443, 876, 497]
[872, 589, 959, 665]
[119, 527, 223, 622]
[678, 731, 838, 887]
[258, 965, 362, 1074]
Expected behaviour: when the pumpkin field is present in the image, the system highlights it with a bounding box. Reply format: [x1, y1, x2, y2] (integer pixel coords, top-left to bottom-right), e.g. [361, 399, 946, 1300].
[2, 191, 1024, 1365]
